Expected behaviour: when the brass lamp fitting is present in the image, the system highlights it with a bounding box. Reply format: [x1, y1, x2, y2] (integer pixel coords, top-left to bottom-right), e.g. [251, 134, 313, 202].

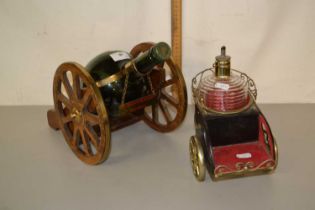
[214, 46, 231, 77]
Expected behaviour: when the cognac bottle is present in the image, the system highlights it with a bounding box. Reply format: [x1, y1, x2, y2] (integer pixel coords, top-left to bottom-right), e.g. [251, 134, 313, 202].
[86, 42, 171, 117]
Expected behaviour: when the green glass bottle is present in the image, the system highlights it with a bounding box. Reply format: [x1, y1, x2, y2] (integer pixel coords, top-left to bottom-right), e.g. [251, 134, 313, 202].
[86, 42, 171, 118]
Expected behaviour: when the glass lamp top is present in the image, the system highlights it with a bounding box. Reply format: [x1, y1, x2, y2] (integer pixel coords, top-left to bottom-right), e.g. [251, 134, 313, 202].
[198, 47, 250, 112]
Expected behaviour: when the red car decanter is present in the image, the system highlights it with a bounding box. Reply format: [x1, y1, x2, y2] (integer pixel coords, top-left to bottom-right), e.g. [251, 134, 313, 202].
[189, 46, 278, 181]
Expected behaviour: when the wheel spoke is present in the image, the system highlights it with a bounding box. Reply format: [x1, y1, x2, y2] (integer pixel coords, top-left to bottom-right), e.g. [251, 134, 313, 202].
[61, 114, 72, 124]
[84, 126, 99, 150]
[80, 128, 92, 156]
[72, 72, 81, 100]
[57, 93, 72, 109]
[72, 126, 80, 146]
[159, 100, 171, 123]
[84, 112, 99, 125]
[152, 104, 159, 123]
[161, 91, 178, 108]
[61, 73, 74, 100]
[81, 88, 92, 108]
[161, 79, 176, 88]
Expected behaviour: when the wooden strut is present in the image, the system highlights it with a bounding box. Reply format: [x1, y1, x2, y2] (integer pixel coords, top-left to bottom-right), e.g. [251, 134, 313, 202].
[47, 109, 60, 130]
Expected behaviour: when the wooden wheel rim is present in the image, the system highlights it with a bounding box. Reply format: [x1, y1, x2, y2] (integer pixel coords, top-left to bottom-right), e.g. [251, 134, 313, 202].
[189, 136, 206, 181]
[53, 62, 111, 165]
[130, 42, 187, 132]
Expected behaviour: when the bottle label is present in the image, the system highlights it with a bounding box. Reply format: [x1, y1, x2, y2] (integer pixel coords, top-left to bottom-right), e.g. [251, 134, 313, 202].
[236, 153, 252, 159]
[110, 52, 131, 62]
[215, 82, 229, 90]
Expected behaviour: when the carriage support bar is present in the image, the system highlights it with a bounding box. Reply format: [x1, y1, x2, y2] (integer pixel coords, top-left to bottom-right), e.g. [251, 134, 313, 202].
[95, 62, 134, 88]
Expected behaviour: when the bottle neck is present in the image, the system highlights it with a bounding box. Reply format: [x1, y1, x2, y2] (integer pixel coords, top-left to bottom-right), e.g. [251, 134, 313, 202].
[129, 42, 171, 75]
[95, 42, 171, 88]
[214, 59, 231, 78]
[214, 46, 231, 78]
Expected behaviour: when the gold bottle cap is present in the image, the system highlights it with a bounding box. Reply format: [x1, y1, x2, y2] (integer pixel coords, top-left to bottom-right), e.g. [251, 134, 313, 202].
[214, 46, 231, 77]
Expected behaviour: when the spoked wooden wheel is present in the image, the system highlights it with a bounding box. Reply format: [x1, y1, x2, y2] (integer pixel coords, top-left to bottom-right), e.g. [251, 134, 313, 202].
[189, 136, 206, 181]
[53, 62, 111, 165]
[130, 42, 187, 132]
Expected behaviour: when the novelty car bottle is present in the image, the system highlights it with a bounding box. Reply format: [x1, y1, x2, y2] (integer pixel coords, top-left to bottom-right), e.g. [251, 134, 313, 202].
[190, 46, 278, 181]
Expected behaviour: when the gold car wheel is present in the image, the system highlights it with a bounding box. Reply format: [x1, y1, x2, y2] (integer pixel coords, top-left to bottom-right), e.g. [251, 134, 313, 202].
[189, 136, 206, 181]
[273, 139, 279, 170]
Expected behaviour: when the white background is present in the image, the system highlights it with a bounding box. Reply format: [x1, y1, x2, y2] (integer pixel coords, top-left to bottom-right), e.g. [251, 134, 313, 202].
[0, 0, 314, 105]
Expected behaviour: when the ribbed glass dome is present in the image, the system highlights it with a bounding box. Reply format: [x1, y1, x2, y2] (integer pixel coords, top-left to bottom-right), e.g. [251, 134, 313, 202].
[199, 70, 250, 112]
